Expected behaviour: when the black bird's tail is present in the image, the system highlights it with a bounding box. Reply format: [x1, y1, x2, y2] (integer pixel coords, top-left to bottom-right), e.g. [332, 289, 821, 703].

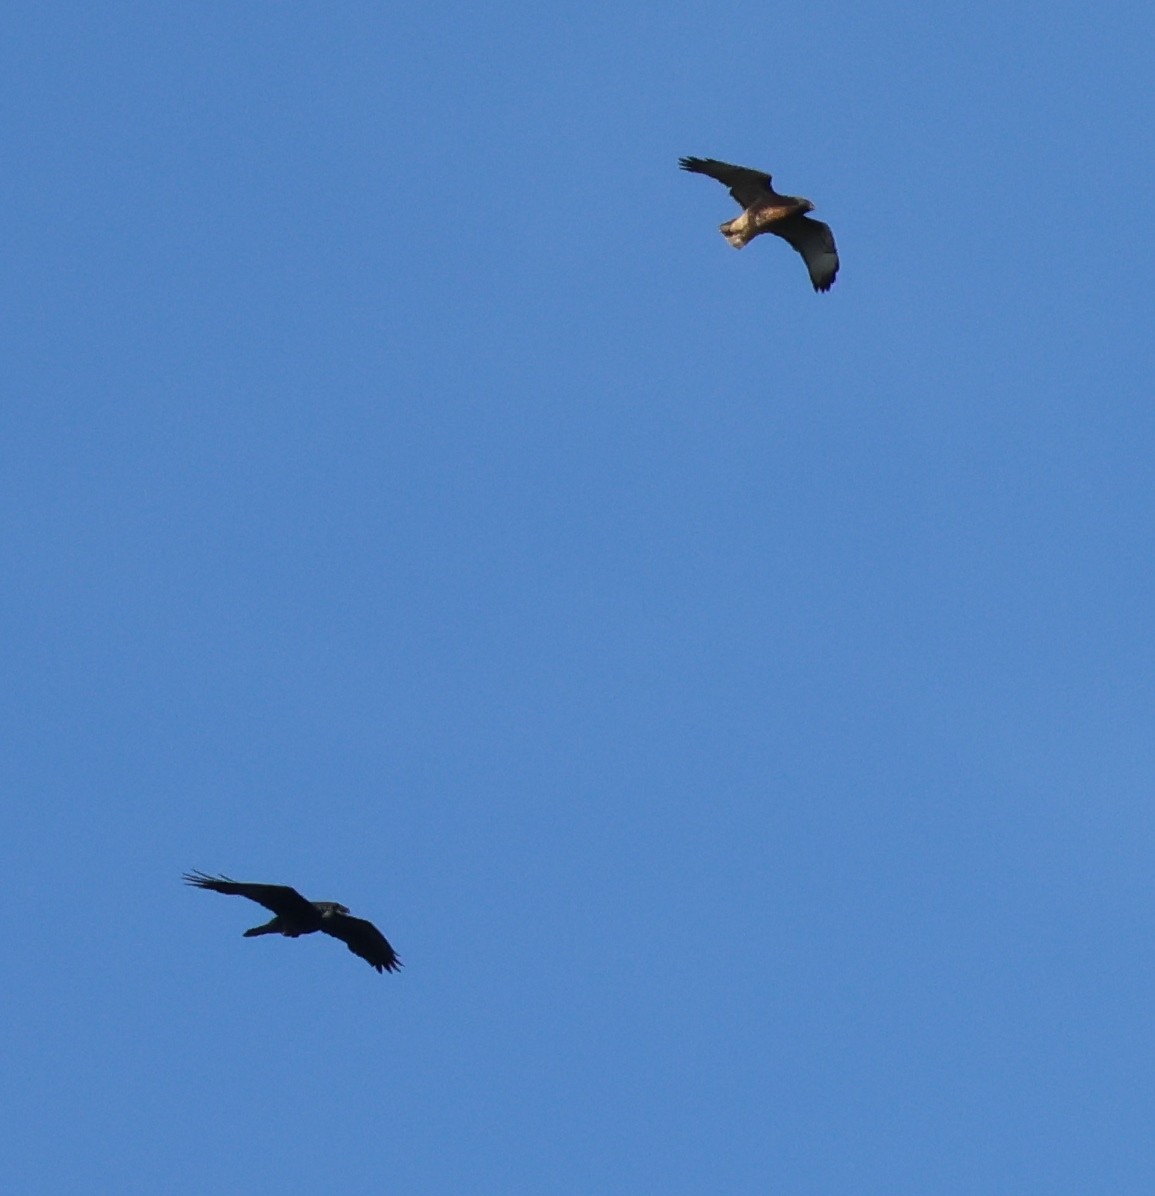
[243, 917, 283, 938]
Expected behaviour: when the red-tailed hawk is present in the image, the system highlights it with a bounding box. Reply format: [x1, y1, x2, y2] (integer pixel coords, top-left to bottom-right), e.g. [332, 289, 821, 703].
[679, 156, 839, 292]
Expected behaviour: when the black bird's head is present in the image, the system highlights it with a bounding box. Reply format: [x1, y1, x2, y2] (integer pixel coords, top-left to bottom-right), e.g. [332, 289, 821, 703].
[315, 901, 350, 918]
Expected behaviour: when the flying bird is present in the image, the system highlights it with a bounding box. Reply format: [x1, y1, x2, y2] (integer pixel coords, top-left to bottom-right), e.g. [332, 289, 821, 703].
[679, 156, 839, 292]
[184, 871, 402, 974]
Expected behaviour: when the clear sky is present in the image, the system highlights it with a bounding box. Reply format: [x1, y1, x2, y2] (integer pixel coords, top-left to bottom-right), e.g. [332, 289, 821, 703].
[3, 3, 1154, 1192]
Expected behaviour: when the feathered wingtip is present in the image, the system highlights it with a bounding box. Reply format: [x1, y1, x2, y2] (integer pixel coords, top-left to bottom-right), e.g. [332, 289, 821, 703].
[184, 869, 236, 889]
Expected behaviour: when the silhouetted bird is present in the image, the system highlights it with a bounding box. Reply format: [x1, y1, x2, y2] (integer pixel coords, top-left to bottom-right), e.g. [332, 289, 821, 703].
[184, 871, 402, 974]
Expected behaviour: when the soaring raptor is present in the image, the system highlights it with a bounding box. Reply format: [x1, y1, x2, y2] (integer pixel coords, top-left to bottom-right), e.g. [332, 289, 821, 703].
[679, 156, 839, 292]
[184, 871, 402, 974]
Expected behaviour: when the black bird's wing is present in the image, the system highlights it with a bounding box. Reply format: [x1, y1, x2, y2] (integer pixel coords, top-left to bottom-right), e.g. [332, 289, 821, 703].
[769, 214, 839, 292]
[679, 156, 778, 209]
[183, 871, 319, 921]
[321, 912, 403, 974]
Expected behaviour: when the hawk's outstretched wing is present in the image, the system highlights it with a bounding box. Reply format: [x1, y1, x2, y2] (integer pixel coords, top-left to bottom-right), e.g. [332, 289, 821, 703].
[678, 156, 778, 209]
[770, 214, 839, 293]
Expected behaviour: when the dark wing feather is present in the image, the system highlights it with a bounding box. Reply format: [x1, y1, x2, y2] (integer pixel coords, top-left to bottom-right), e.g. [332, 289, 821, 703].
[321, 912, 403, 974]
[769, 214, 839, 292]
[183, 871, 318, 921]
[679, 157, 777, 209]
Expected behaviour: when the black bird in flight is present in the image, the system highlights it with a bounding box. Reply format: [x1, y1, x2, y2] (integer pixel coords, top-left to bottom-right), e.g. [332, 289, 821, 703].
[185, 871, 402, 974]
[679, 156, 839, 292]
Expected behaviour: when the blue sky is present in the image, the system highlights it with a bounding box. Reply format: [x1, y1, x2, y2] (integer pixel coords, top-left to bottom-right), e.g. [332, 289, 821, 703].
[3, 3, 1154, 1192]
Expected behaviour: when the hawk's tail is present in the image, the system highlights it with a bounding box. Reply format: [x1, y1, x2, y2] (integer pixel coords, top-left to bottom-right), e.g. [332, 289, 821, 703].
[720, 222, 747, 249]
